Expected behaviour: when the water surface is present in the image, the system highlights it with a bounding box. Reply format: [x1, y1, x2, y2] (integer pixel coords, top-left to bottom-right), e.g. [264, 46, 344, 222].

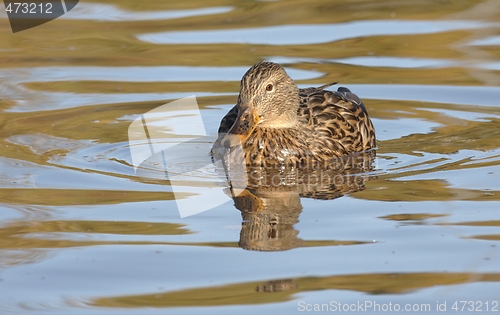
[1, 0, 500, 314]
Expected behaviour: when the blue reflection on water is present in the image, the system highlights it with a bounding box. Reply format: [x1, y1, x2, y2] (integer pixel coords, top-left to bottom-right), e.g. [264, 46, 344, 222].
[468, 35, 500, 46]
[138, 20, 494, 45]
[325, 84, 500, 108]
[0, 66, 323, 83]
[59, 4, 233, 21]
[268, 56, 457, 69]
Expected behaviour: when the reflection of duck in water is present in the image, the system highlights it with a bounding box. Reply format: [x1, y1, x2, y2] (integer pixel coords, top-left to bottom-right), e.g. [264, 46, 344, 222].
[212, 61, 376, 166]
[235, 188, 303, 251]
[229, 152, 376, 251]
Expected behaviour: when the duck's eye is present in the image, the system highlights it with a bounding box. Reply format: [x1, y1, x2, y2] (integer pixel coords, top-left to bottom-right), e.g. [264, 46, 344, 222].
[265, 84, 273, 91]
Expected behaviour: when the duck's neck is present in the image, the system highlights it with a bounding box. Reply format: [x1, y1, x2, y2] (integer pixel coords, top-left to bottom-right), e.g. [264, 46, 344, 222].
[259, 114, 299, 128]
[259, 97, 300, 128]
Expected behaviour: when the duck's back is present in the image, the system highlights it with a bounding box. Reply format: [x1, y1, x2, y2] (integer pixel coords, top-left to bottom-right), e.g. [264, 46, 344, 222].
[298, 85, 376, 157]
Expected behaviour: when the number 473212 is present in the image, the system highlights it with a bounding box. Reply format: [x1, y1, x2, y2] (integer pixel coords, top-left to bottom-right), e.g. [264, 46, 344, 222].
[452, 301, 499, 312]
[5, 2, 53, 14]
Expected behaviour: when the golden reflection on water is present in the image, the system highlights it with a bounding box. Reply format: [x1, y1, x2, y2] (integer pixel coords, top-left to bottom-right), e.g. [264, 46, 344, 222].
[90, 272, 500, 308]
[0, 0, 500, 312]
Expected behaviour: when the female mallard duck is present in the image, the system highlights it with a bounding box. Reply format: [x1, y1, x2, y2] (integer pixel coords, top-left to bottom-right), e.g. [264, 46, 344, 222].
[212, 61, 376, 167]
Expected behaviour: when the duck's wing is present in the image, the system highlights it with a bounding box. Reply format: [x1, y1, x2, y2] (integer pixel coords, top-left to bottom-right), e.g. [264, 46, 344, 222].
[211, 105, 238, 160]
[298, 85, 376, 155]
[216, 105, 238, 134]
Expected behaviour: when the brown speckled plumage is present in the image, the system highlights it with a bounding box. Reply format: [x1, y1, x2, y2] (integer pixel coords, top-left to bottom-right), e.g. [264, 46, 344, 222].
[212, 61, 376, 167]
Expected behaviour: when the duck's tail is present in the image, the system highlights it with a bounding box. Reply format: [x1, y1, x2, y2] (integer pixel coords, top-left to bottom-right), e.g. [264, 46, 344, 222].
[317, 82, 337, 90]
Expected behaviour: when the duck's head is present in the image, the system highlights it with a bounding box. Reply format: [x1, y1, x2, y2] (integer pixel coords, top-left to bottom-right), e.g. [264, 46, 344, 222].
[222, 61, 300, 148]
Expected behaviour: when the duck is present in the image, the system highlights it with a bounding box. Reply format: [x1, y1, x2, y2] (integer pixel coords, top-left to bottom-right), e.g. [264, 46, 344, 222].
[211, 61, 376, 167]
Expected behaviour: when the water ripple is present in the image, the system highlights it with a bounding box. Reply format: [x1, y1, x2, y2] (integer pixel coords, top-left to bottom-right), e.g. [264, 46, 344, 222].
[0, 66, 323, 83]
[138, 20, 495, 45]
[268, 56, 457, 69]
[324, 84, 500, 108]
[468, 35, 500, 46]
[61, 4, 232, 21]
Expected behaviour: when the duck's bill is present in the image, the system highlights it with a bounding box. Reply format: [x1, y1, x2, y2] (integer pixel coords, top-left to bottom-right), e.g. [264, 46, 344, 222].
[222, 105, 260, 148]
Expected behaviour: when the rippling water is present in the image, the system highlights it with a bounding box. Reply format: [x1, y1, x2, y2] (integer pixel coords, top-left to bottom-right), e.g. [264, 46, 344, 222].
[1, 0, 500, 314]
